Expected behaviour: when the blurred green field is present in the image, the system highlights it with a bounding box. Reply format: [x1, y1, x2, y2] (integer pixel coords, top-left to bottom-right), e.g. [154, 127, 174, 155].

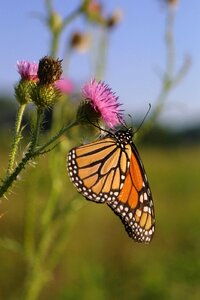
[0, 142, 200, 300]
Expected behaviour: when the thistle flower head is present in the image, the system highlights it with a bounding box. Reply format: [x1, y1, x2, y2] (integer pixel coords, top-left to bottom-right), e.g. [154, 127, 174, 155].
[81, 79, 123, 128]
[15, 61, 38, 104]
[17, 61, 38, 81]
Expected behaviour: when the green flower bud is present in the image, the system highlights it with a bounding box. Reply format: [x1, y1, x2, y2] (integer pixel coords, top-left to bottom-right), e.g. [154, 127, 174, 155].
[15, 80, 37, 105]
[31, 84, 61, 109]
[48, 11, 63, 35]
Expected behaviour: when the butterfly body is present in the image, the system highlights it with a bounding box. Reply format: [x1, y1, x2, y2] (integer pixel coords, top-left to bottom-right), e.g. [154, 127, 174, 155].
[67, 128, 155, 243]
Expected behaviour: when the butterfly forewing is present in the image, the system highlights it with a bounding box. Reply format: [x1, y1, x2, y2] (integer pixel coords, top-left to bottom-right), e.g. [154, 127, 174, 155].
[68, 137, 131, 203]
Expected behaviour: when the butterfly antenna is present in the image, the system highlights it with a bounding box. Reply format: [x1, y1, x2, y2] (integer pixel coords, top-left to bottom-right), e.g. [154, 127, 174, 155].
[134, 103, 151, 134]
[119, 119, 128, 129]
[127, 114, 134, 128]
[86, 118, 115, 137]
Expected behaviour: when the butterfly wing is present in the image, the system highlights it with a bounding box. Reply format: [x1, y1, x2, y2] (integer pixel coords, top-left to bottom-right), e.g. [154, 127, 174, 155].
[108, 142, 155, 243]
[67, 137, 131, 203]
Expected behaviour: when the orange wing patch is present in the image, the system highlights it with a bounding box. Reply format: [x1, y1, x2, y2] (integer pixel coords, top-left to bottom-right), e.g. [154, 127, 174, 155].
[118, 153, 143, 209]
[108, 149, 155, 243]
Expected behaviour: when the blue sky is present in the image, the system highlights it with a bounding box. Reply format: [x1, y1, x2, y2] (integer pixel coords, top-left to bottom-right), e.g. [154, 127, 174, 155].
[0, 0, 200, 128]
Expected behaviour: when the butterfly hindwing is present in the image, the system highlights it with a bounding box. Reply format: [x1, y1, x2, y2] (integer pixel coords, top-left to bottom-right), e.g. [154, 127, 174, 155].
[108, 142, 155, 243]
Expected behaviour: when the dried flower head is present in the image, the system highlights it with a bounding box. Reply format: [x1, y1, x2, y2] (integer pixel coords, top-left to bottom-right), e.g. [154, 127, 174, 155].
[106, 9, 123, 28]
[80, 79, 123, 128]
[37, 56, 63, 85]
[167, 0, 179, 6]
[70, 32, 91, 53]
[17, 61, 38, 81]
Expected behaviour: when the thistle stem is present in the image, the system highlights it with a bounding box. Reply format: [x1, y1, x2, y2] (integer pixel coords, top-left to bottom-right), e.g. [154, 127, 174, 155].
[138, 8, 176, 141]
[30, 108, 44, 152]
[0, 120, 78, 198]
[34, 120, 78, 155]
[149, 9, 175, 125]
[95, 28, 108, 80]
[7, 103, 26, 175]
[49, 7, 81, 57]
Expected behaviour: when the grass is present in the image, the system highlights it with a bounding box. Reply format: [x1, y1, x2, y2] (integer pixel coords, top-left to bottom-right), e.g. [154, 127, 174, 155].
[0, 143, 200, 300]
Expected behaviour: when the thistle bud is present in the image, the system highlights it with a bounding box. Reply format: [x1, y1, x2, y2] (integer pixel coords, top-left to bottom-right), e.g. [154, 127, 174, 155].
[31, 84, 61, 109]
[82, 0, 104, 24]
[15, 80, 37, 105]
[48, 11, 63, 35]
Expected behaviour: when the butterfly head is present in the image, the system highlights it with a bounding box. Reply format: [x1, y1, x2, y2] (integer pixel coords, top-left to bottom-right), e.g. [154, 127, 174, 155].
[114, 127, 133, 145]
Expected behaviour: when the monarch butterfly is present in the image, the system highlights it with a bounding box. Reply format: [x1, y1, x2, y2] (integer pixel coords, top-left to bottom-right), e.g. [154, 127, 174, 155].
[67, 128, 155, 243]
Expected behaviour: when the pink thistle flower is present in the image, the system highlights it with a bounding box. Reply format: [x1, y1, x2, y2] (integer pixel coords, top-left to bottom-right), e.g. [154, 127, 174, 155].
[82, 79, 123, 128]
[54, 78, 74, 94]
[17, 61, 38, 81]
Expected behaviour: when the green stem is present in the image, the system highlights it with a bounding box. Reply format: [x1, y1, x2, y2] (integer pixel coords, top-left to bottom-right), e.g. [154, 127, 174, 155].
[24, 267, 49, 300]
[0, 120, 78, 198]
[34, 120, 78, 155]
[151, 9, 175, 123]
[47, 199, 82, 271]
[138, 9, 176, 141]
[30, 108, 44, 152]
[151, 9, 175, 119]
[24, 181, 36, 262]
[165, 8, 175, 79]
[50, 32, 60, 58]
[62, 7, 81, 28]
[49, 7, 81, 58]
[25, 199, 82, 300]
[7, 104, 26, 175]
[0, 151, 33, 198]
[95, 27, 108, 80]
[45, 0, 52, 14]
[41, 155, 62, 229]
[24, 220, 60, 300]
